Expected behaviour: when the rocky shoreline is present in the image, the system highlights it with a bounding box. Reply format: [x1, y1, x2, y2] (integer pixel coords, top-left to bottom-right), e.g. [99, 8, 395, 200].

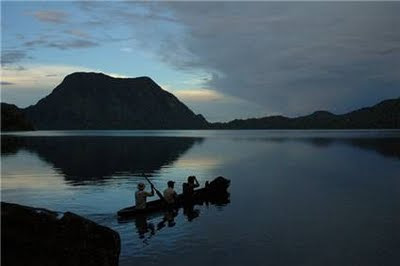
[1, 202, 121, 266]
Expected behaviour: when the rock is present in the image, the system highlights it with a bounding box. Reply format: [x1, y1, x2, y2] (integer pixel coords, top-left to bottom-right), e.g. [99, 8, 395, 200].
[1, 202, 120, 266]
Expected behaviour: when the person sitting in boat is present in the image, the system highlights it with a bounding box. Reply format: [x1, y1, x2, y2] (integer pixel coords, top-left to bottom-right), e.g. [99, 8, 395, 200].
[182, 175, 200, 199]
[163, 180, 178, 204]
[135, 182, 155, 209]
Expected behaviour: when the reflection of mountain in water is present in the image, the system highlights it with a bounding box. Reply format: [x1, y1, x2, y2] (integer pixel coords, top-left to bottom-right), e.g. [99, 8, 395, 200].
[250, 137, 400, 160]
[1, 136, 203, 184]
[306, 138, 400, 159]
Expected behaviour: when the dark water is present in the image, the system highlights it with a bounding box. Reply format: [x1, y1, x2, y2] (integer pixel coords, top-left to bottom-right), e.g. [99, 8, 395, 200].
[1, 130, 400, 266]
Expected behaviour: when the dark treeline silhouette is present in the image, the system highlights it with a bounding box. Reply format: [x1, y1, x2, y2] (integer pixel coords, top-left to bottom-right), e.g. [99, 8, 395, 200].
[1, 103, 34, 131]
[1, 136, 203, 185]
[212, 98, 400, 129]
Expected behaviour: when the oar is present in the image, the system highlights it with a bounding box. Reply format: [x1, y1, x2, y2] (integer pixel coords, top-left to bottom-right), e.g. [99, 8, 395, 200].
[142, 174, 166, 202]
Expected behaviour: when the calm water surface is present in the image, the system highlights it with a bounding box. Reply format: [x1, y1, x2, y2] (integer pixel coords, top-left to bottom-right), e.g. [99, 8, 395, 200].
[1, 130, 400, 266]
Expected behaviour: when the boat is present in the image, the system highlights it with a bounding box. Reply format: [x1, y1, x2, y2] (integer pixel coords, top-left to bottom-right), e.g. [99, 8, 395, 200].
[117, 176, 230, 219]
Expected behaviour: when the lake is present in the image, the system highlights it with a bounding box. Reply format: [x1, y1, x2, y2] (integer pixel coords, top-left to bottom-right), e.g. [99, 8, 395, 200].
[1, 130, 399, 266]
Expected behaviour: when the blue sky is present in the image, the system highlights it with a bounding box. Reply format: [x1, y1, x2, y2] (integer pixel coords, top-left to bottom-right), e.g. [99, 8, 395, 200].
[1, 1, 400, 122]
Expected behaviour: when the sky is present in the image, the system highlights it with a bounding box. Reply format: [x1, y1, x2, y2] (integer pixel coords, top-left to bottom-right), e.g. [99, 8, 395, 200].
[1, 1, 399, 122]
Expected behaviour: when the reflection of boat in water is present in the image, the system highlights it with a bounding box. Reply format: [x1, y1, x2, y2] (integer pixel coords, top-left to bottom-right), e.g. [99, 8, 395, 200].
[117, 176, 230, 219]
[131, 208, 184, 245]
[121, 178, 230, 244]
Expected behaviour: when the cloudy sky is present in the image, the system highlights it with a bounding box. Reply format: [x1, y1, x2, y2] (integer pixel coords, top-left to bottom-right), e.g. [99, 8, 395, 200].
[1, 1, 399, 122]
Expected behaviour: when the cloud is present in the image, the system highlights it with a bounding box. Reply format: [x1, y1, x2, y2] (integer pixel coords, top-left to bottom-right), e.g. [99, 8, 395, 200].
[1, 81, 15, 86]
[23, 35, 98, 50]
[174, 89, 224, 102]
[2, 64, 94, 91]
[182, 94, 272, 122]
[47, 39, 98, 50]
[1, 50, 28, 66]
[120, 47, 133, 53]
[64, 29, 90, 38]
[33, 10, 68, 24]
[24, 38, 48, 47]
[20, 9, 97, 52]
[156, 2, 400, 116]
[163, 86, 272, 122]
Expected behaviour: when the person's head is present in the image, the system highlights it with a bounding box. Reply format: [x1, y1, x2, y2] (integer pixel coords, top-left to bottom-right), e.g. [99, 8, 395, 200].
[137, 182, 145, 191]
[187, 175, 196, 184]
[167, 180, 175, 188]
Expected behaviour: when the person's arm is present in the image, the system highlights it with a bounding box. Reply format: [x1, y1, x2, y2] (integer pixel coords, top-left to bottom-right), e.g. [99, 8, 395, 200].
[147, 185, 155, 196]
[194, 177, 200, 188]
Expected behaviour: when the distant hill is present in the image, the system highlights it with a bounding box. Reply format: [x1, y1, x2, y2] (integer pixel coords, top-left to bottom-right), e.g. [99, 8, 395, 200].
[1, 103, 34, 131]
[212, 98, 400, 129]
[24, 72, 209, 129]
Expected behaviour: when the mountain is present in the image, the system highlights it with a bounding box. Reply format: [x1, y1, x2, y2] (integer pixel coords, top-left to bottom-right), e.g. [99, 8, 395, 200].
[1, 103, 34, 131]
[24, 72, 209, 129]
[212, 98, 400, 129]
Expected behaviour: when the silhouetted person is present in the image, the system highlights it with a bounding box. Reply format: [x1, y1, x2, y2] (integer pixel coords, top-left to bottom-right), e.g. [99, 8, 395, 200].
[182, 175, 200, 200]
[163, 180, 178, 205]
[135, 182, 154, 209]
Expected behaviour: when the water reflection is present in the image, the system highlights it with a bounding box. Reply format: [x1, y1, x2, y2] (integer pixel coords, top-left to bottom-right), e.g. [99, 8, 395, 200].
[2, 134, 398, 190]
[305, 137, 400, 159]
[1, 136, 203, 185]
[123, 192, 230, 244]
[233, 137, 400, 160]
[1, 131, 398, 266]
[134, 215, 155, 244]
[157, 209, 179, 229]
[183, 205, 200, 222]
[133, 209, 179, 245]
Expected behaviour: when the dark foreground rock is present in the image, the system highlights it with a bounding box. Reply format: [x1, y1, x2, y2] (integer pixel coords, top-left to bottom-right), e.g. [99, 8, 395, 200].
[1, 202, 120, 266]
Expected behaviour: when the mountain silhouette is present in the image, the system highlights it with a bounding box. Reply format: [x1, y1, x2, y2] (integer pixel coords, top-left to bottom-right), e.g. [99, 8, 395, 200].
[24, 72, 208, 129]
[212, 98, 400, 129]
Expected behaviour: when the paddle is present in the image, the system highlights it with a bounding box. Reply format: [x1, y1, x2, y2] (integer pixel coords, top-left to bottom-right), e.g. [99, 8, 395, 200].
[142, 174, 167, 202]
